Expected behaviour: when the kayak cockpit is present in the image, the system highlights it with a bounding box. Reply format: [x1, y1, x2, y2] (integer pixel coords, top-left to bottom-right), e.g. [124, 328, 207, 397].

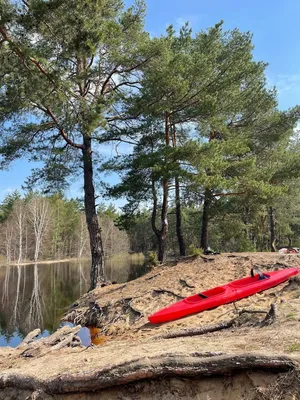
[184, 286, 226, 303]
[229, 274, 270, 288]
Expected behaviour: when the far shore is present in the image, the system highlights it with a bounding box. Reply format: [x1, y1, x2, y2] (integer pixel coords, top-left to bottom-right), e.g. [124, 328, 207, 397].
[0, 257, 90, 267]
[0, 252, 145, 268]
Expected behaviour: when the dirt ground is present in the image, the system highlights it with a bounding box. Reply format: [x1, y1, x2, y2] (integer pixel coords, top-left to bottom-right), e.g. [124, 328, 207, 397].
[2, 252, 300, 399]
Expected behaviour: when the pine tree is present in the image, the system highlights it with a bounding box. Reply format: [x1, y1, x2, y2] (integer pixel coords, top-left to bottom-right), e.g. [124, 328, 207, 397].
[0, 0, 155, 288]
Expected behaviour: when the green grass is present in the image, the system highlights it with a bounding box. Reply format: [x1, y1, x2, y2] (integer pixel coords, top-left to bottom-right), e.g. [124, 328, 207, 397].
[287, 343, 300, 352]
[287, 313, 297, 320]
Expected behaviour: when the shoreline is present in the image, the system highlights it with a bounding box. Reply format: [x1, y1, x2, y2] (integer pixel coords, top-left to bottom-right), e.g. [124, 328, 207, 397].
[0, 252, 145, 267]
[0, 257, 90, 267]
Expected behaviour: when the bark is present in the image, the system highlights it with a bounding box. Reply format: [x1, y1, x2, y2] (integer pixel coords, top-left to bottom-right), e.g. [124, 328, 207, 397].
[158, 177, 169, 263]
[82, 135, 105, 290]
[157, 111, 171, 263]
[150, 112, 170, 263]
[200, 188, 212, 250]
[269, 206, 276, 252]
[171, 123, 186, 256]
[175, 176, 186, 256]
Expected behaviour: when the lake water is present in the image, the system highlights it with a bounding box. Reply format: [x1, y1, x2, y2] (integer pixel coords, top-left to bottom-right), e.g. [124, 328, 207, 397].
[0, 255, 147, 347]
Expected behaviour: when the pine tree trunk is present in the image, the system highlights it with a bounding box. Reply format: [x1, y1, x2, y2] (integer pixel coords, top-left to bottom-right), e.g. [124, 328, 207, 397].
[171, 122, 186, 257]
[82, 136, 105, 290]
[175, 177, 186, 256]
[157, 178, 169, 263]
[200, 188, 211, 250]
[269, 206, 276, 252]
[157, 112, 171, 263]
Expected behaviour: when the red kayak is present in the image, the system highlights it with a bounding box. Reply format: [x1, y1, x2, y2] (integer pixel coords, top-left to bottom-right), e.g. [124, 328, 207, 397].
[148, 267, 299, 324]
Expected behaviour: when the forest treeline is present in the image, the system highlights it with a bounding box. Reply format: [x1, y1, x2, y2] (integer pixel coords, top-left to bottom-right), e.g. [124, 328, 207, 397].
[1, 186, 300, 265]
[0, 192, 129, 264]
[1, 1, 300, 281]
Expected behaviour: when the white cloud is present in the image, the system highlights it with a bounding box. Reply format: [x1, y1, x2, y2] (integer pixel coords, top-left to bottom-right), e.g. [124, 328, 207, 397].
[175, 15, 200, 31]
[268, 73, 300, 94]
[0, 187, 18, 202]
[2, 188, 14, 194]
[164, 15, 200, 34]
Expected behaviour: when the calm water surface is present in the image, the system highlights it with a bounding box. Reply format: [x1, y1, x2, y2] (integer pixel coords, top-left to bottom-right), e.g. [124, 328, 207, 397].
[0, 256, 147, 347]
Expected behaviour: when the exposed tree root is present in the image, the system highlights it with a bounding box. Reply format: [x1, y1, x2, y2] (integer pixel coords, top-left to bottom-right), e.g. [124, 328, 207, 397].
[179, 278, 195, 289]
[156, 320, 235, 339]
[151, 289, 184, 299]
[0, 353, 297, 395]
[145, 273, 161, 281]
[155, 304, 275, 340]
[260, 303, 276, 327]
[65, 297, 144, 328]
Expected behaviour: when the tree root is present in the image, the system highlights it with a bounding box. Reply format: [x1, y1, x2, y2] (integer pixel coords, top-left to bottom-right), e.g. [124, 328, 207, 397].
[152, 289, 184, 299]
[156, 320, 235, 339]
[0, 353, 296, 395]
[179, 278, 195, 289]
[260, 303, 276, 327]
[145, 273, 161, 281]
[155, 304, 276, 340]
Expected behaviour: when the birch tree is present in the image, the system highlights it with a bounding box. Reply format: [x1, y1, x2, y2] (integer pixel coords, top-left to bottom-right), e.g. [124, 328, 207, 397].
[28, 196, 50, 262]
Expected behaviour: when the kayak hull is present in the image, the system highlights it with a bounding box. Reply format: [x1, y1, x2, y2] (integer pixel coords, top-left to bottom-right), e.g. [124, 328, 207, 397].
[148, 267, 299, 324]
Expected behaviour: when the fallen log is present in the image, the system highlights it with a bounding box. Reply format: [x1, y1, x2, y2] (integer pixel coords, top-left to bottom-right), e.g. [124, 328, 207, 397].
[17, 329, 41, 347]
[18, 326, 82, 358]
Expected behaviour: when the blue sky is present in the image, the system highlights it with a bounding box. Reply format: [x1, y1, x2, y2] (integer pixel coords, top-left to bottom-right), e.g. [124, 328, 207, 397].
[1, 0, 300, 203]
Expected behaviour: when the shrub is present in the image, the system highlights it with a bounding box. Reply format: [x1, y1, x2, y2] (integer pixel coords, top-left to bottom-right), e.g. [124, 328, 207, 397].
[188, 244, 203, 256]
[148, 251, 158, 266]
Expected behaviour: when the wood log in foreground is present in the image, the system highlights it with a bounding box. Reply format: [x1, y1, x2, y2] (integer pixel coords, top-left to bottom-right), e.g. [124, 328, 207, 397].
[0, 353, 297, 395]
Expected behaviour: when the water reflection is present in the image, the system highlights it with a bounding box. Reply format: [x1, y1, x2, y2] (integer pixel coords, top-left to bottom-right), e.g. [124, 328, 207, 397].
[0, 255, 146, 347]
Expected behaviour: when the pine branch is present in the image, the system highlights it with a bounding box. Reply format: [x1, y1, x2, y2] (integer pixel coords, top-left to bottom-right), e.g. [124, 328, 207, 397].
[45, 107, 84, 150]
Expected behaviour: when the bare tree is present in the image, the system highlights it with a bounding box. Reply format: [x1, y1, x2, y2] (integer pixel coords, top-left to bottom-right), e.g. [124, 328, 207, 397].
[77, 213, 89, 259]
[28, 196, 50, 262]
[4, 221, 13, 264]
[11, 200, 26, 264]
